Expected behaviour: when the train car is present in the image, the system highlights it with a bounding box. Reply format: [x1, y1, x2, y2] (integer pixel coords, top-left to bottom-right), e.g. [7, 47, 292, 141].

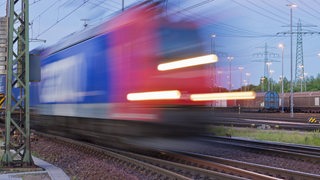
[236, 91, 320, 113]
[29, 2, 218, 144]
[232, 92, 264, 112]
[283, 91, 320, 113]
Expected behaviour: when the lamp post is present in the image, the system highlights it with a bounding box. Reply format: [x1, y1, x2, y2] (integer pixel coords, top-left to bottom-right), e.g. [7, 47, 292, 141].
[211, 34, 216, 54]
[217, 70, 222, 92]
[238, 66, 244, 91]
[287, 3, 297, 118]
[260, 77, 265, 92]
[227, 56, 234, 91]
[278, 43, 285, 112]
[244, 80, 248, 91]
[269, 70, 274, 91]
[266, 62, 272, 91]
[299, 75, 303, 92]
[211, 34, 216, 90]
[245, 72, 251, 91]
[298, 65, 304, 92]
[304, 72, 308, 91]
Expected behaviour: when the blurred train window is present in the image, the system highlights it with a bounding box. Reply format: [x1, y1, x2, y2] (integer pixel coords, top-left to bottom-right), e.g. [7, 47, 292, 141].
[159, 26, 205, 61]
[315, 97, 319, 106]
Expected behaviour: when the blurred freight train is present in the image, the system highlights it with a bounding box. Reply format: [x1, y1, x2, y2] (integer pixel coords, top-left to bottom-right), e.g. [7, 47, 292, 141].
[236, 91, 320, 113]
[27, 2, 220, 144]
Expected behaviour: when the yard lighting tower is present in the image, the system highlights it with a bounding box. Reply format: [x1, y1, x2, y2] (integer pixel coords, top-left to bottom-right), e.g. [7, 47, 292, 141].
[266, 62, 272, 91]
[245, 72, 251, 91]
[227, 56, 234, 91]
[278, 43, 285, 113]
[238, 66, 244, 91]
[287, 3, 297, 118]
[211, 34, 216, 54]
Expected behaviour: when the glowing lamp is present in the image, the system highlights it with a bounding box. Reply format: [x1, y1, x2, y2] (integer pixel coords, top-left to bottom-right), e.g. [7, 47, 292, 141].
[190, 91, 256, 101]
[127, 90, 181, 101]
[157, 54, 218, 71]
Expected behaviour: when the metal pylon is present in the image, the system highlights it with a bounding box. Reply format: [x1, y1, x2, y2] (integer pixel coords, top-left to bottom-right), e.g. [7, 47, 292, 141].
[295, 19, 304, 88]
[1, 0, 33, 166]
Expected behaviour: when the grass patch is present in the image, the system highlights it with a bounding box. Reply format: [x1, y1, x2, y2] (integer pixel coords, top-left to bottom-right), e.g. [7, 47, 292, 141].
[210, 126, 320, 146]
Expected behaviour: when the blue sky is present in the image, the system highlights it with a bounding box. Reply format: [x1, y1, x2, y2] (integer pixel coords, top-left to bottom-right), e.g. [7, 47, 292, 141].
[1, 0, 320, 89]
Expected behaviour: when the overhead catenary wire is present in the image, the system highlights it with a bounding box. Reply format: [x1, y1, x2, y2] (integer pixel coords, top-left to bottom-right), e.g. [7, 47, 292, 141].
[36, 0, 89, 38]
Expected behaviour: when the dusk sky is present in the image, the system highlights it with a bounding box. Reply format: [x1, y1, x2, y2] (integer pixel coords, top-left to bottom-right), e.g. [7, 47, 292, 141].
[1, 0, 320, 89]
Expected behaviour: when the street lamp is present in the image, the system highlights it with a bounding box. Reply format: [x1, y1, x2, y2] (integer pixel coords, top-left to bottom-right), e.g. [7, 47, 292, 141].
[269, 70, 274, 91]
[278, 43, 285, 112]
[211, 34, 216, 54]
[304, 72, 308, 91]
[260, 77, 265, 92]
[245, 72, 251, 91]
[238, 66, 244, 91]
[217, 70, 223, 92]
[227, 56, 234, 91]
[244, 80, 248, 91]
[287, 3, 297, 118]
[298, 65, 304, 92]
[266, 62, 272, 91]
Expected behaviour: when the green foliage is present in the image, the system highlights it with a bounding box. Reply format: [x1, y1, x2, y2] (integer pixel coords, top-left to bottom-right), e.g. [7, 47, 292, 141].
[210, 126, 320, 146]
[248, 73, 320, 92]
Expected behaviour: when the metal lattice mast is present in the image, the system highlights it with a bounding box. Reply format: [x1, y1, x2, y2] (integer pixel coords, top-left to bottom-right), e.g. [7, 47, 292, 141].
[295, 19, 304, 89]
[277, 20, 320, 92]
[252, 43, 279, 91]
[1, 0, 33, 166]
[252, 43, 279, 78]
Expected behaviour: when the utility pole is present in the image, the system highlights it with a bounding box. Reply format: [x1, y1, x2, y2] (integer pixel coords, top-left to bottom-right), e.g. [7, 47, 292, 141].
[277, 19, 320, 93]
[1, 0, 33, 166]
[252, 43, 279, 91]
[295, 19, 304, 92]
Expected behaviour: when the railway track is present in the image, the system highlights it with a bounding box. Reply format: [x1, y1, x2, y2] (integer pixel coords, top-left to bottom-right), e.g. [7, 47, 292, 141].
[35, 132, 320, 179]
[172, 151, 320, 180]
[113, 148, 279, 180]
[37, 133, 273, 179]
[189, 135, 320, 179]
[201, 136, 320, 162]
[209, 112, 320, 130]
[31, 133, 282, 179]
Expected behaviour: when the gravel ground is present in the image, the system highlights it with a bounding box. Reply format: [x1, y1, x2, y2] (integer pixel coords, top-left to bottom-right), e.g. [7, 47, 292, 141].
[31, 135, 149, 180]
[132, 137, 320, 175]
[30, 135, 320, 179]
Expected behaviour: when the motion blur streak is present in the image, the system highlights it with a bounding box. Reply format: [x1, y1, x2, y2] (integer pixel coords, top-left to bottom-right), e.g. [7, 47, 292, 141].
[190, 91, 256, 101]
[157, 54, 218, 71]
[127, 90, 181, 101]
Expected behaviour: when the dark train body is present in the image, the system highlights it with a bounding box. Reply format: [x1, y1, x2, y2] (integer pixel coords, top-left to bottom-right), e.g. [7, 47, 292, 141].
[27, 2, 218, 144]
[236, 91, 320, 113]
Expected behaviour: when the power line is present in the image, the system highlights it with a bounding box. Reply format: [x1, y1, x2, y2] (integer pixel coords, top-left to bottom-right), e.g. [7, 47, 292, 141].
[36, 1, 89, 38]
[231, 0, 287, 24]
[31, 0, 63, 22]
[252, 43, 280, 79]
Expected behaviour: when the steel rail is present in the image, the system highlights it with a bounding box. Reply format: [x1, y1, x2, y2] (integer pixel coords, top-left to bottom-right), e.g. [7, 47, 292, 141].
[112, 148, 280, 180]
[34, 133, 192, 180]
[176, 150, 320, 180]
[202, 136, 320, 162]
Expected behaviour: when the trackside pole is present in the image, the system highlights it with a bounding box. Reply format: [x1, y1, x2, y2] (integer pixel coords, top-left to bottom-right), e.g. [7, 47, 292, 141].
[1, 0, 33, 167]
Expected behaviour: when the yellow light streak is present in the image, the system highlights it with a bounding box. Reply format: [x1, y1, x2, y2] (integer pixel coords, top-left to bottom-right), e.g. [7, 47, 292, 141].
[190, 91, 256, 101]
[157, 54, 218, 71]
[127, 90, 181, 101]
